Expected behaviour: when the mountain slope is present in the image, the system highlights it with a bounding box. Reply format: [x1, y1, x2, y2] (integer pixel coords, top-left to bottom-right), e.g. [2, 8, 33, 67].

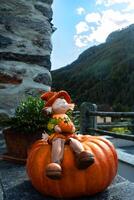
[52, 24, 134, 111]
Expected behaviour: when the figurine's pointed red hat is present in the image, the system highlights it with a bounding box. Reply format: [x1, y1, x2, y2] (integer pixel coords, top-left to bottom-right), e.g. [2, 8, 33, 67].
[41, 90, 71, 107]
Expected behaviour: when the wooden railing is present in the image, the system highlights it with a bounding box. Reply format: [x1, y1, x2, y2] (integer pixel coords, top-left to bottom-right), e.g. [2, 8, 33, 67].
[73, 102, 134, 141]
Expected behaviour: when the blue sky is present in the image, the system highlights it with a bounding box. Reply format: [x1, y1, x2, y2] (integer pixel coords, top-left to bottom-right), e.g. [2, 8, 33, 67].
[51, 0, 134, 70]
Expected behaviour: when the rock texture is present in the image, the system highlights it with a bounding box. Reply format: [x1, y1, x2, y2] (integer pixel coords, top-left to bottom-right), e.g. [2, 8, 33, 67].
[0, 0, 53, 117]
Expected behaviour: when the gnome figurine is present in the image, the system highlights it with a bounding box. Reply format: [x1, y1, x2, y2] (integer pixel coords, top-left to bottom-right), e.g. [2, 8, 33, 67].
[41, 90, 94, 179]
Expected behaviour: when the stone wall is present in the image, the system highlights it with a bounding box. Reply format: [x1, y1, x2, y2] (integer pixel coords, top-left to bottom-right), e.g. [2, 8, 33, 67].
[0, 0, 53, 117]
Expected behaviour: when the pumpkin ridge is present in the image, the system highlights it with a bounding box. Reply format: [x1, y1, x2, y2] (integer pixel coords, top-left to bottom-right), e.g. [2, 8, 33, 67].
[40, 147, 52, 196]
[87, 140, 109, 190]
[97, 137, 118, 171]
[88, 139, 115, 189]
[28, 144, 51, 195]
[27, 140, 46, 177]
[85, 141, 106, 194]
[62, 146, 86, 197]
[97, 137, 118, 186]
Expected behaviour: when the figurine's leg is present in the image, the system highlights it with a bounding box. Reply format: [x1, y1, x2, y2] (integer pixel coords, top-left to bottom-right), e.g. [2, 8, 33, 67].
[69, 138, 94, 169]
[51, 138, 65, 164]
[46, 138, 65, 179]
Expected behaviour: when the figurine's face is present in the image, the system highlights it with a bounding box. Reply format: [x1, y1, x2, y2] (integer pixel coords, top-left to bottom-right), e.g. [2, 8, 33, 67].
[52, 98, 74, 114]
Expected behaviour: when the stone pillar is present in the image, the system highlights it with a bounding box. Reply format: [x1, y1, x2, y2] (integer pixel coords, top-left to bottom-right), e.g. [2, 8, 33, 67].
[0, 0, 54, 117]
[80, 102, 97, 135]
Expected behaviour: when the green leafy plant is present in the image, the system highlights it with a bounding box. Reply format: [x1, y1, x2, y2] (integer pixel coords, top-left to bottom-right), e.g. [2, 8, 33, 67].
[10, 96, 48, 134]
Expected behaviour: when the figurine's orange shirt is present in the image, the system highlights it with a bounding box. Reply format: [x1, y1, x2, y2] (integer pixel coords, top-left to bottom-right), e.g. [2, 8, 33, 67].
[52, 114, 75, 134]
[47, 114, 76, 143]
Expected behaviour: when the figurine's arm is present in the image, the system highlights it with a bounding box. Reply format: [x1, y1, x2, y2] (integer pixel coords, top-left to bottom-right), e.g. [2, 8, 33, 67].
[54, 125, 62, 133]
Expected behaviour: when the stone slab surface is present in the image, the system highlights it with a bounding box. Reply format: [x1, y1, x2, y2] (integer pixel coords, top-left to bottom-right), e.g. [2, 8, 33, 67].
[117, 148, 134, 165]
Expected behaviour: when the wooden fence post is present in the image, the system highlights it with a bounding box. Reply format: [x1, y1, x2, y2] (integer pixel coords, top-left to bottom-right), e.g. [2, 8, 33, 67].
[131, 106, 134, 135]
[80, 102, 97, 135]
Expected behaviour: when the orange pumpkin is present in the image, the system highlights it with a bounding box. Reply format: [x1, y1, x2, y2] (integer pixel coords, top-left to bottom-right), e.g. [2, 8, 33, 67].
[26, 135, 118, 198]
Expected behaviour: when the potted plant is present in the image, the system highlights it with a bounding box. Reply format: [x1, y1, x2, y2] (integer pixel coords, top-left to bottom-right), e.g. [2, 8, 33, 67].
[2, 96, 48, 163]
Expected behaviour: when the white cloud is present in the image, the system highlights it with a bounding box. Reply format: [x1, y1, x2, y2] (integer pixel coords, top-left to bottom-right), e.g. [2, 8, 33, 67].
[96, 0, 132, 6]
[123, 1, 134, 11]
[76, 7, 86, 15]
[74, 35, 89, 48]
[75, 21, 89, 34]
[85, 13, 101, 24]
[74, 7, 134, 47]
[88, 19, 119, 43]
[96, 0, 134, 12]
[91, 27, 95, 31]
[101, 9, 128, 25]
[88, 9, 134, 43]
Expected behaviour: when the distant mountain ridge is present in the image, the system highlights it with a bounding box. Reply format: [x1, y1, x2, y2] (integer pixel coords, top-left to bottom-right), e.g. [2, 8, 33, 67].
[52, 24, 134, 111]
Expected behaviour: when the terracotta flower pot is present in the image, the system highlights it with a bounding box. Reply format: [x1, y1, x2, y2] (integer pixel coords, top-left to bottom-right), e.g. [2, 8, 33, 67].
[2, 128, 42, 164]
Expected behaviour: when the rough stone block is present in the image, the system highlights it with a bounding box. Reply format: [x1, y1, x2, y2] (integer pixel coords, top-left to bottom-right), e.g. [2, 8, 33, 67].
[0, 0, 53, 117]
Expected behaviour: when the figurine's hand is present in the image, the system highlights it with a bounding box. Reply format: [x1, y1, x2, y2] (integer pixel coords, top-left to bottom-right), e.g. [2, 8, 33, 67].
[54, 125, 62, 133]
[42, 132, 49, 141]
[72, 126, 76, 133]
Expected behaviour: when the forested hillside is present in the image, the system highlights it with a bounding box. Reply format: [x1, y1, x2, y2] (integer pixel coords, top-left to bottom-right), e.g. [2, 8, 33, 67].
[52, 24, 134, 111]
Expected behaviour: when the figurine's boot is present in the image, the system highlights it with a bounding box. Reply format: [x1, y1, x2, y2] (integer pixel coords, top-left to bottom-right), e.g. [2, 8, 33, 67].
[69, 138, 94, 169]
[46, 138, 65, 179]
